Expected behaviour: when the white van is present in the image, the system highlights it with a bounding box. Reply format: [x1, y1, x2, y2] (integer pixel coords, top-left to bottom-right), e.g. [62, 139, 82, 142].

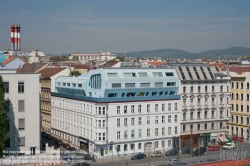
[222, 142, 236, 149]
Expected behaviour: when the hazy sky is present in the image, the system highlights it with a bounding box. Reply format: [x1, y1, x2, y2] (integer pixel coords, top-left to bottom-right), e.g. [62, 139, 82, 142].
[0, 0, 250, 54]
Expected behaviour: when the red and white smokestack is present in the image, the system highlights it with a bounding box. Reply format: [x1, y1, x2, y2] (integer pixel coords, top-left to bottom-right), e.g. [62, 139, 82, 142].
[10, 24, 21, 50]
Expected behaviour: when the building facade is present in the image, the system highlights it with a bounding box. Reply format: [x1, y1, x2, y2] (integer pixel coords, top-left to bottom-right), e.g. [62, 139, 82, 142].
[51, 67, 181, 157]
[40, 68, 70, 133]
[169, 63, 231, 149]
[69, 52, 116, 63]
[223, 66, 250, 139]
[2, 70, 40, 154]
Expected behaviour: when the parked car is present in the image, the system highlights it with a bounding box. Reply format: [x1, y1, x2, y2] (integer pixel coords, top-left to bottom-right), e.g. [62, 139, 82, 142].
[167, 159, 181, 166]
[208, 145, 220, 151]
[45, 134, 53, 140]
[63, 143, 71, 150]
[165, 149, 179, 156]
[69, 147, 77, 151]
[198, 146, 207, 152]
[181, 148, 190, 154]
[207, 158, 217, 162]
[222, 142, 235, 150]
[131, 153, 146, 160]
[83, 154, 92, 160]
[41, 132, 47, 137]
[150, 151, 163, 158]
[189, 149, 204, 156]
[55, 139, 63, 146]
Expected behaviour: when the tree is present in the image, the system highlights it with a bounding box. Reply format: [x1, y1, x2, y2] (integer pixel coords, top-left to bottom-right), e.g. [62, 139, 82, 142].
[72, 56, 79, 61]
[61, 55, 68, 60]
[71, 70, 81, 76]
[116, 56, 124, 62]
[0, 75, 8, 157]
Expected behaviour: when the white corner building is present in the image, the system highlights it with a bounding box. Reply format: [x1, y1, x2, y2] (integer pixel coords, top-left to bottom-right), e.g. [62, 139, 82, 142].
[2, 70, 41, 155]
[51, 67, 181, 157]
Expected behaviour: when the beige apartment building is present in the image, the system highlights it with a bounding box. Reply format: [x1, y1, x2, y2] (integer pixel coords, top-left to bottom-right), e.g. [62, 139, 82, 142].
[40, 67, 70, 132]
[223, 66, 250, 140]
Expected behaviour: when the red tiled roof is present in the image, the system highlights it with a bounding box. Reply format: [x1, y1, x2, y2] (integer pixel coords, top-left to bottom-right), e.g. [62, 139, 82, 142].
[39, 68, 67, 78]
[221, 66, 250, 75]
[101, 61, 119, 67]
[17, 63, 47, 73]
[2, 57, 16, 65]
[148, 61, 164, 66]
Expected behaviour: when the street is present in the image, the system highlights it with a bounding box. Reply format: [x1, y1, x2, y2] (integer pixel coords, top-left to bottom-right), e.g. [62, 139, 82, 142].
[79, 141, 250, 166]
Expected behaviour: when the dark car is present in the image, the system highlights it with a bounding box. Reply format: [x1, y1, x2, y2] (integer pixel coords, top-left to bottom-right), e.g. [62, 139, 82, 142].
[63, 143, 71, 150]
[41, 132, 47, 137]
[45, 134, 53, 140]
[198, 146, 207, 152]
[207, 158, 216, 162]
[165, 149, 179, 156]
[69, 147, 77, 151]
[83, 154, 92, 160]
[189, 149, 204, 156]
[131, 153, 146, 160]
[181, 148, 190, 154]
[55, 139, 63, 146]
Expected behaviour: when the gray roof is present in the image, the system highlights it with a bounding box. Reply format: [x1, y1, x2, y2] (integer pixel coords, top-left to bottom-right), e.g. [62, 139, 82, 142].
[169, 64, 221, 81]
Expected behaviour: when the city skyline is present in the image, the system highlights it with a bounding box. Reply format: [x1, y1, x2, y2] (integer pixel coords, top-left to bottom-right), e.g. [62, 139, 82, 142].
[0, 0, 250, 54]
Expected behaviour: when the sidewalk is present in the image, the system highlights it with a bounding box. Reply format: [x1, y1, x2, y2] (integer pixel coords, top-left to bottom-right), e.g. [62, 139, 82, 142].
[196, 158, 250, 166]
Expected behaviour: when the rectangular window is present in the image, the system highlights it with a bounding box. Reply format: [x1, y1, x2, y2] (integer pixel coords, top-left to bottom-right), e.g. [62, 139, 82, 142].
[4, 82, 9, 93]
[155, 104, 158, 111]
[125, 83, 135, 88]
[138, 117, 142, 125]
[174, 103, 178, 111]
[153, 72, 163, 77]
[147, 116, 150, 124]
[162, 104, 165, 111]
[131, 130, 135, 138]
[117, 119, 120, 126]
[117, 131, 120, 139]
[108, 73, 118, 78]
[147, 104, 150, 112]
[183, 125, 186, 132]
[138, 105, 141, 113]
[211, 123, 214, 129]
[138, 143, 142, 149]
[155, 128, 159, 136]
[155, 116, 158, 124]
[147, 129, 150, 137]
[174, 115, 178, 122]
[162, 116, 165, 123]
[117, 106, 120, 114]
[165, 72, 174, 76]
[162, 127, 165, 135]
[140, 83, 150, 88]
[168, 103, 171, 111]
[131, 105, 135, 113]
[124, 118, 128, 126]
[18, 100, 25, 112]
[18, 119, 25, 130]
[167, 82, 176, 86]
[175, 127, 178, 134]
[18, 82, 24, 93]
[124, 106, 127, 113]
[155, 82, 163, 87]
[19, 137, 25, 146]
[131, 118, 135, 125]
[168, 127, 171, 135]
[103, 133, 105, 140]
[138, 129, 142, 137]
[168, 140, 171, 147]
[198, 124, 200, 130]
[124, 130, 127, 139]
[138, 72, 148, 77]
[168, 115, 171, 123]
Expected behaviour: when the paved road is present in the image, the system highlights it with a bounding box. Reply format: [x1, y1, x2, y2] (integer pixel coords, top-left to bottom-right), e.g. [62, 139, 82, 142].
[79, 141, 250, 166]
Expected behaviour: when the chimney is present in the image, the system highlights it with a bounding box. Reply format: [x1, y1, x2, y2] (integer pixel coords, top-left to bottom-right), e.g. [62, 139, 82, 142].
[10, 24, 21, 50]
[96, 60, 99, 68]
[90, 61, 93, 70]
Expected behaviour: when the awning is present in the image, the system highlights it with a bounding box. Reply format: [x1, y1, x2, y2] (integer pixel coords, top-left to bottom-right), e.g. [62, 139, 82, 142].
[218, 136, 229, 142]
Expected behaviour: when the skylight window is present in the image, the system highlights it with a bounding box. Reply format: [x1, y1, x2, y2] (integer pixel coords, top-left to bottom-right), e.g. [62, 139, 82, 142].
[153, 72, 163, 77]
[139, 72, 148, 77]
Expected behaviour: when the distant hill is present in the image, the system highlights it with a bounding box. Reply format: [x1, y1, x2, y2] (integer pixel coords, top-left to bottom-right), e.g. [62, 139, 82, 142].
[116, 47, 250, 59]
